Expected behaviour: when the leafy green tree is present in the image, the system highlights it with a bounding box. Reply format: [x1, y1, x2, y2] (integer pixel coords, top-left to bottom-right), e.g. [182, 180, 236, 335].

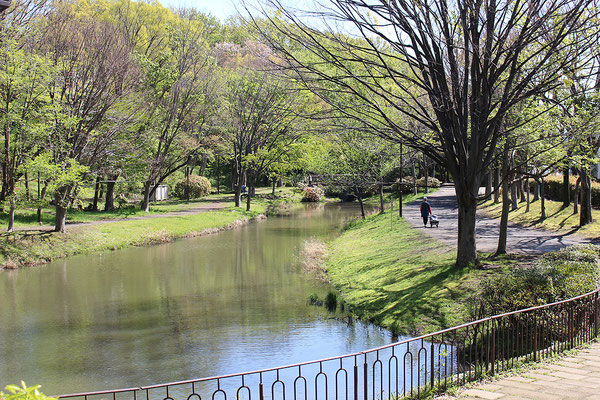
[0, 39, 54, 231]
[217, 41, 307, 210]
[40, 7, 138, 231]
[311, 129, 398, 218]
[137, 8, 219, 212]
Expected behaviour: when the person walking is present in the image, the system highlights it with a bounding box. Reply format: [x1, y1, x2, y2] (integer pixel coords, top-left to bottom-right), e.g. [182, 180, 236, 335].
[420, 197, 432, 227]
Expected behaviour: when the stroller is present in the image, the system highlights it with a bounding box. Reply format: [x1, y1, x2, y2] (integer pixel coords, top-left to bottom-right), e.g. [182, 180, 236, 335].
[429, 215, 439, 228]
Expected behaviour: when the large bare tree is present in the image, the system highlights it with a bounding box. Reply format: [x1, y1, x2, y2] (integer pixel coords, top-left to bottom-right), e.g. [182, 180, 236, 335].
[42, 9, 138, 232]
[254, 0, 596, 266]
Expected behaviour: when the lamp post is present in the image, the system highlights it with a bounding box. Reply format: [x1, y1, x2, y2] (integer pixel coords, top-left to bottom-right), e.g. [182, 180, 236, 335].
[0, 0, 10, 11]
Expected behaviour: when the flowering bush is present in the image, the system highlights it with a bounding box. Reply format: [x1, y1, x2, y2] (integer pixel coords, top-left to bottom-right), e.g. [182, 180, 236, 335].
[301, 186, 324, 202]
[173, 176, 211, 199]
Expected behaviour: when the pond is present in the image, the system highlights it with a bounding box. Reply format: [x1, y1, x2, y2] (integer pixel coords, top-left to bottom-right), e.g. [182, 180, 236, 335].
[0, 203, 392, 395]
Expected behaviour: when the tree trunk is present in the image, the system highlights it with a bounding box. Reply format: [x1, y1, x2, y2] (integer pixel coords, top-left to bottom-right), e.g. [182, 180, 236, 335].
[493, 168, 500, 204]
[484, 170, 492, 200]
[533, 179, 539, 201]
[54, 185, 71, 233]
[24, 172, 30, 201]
[496, 144, 510, 256]
[399, 143, 403, 217]
[456, 197, 477, 267]
[2, 119, 10, 202]
[563, 167, 570, 208]
[357, 195, 365, 219]
[105, 175, 118, 211]
[453, 170, 481, 267]
[525, 177, 530, 213]
[496, 177, 510, 256]
[92, 175, 101, 211]
[510, 181, 518, 211]
[7, 200, 15, 232]
[37, 181, 47, 225]
[580, 169, 592, 226]
[199, 153, 208, 176]
[412, 160, 417, 195]
[519, 178, 526, 203]
[141, 181, 152, 212]
[574, 177, 580, 214]
[379, 183, 384, 213]
[184, 167, 190, 201]
[246, 177, 255, 211]
[234, 169, 243, 207]
[423, 154, 429, 194]
[246, 186, 252, 211]
[540, 177, 546, 220]
[55, 205, 67, 233]
[216, 156, 221, 194]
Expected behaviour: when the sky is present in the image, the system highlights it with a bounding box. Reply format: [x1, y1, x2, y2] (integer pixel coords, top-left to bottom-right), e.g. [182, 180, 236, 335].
[158, 0, 241, 21]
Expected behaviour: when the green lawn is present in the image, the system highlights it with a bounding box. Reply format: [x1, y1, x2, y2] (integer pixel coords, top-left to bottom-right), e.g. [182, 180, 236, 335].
[326, 206, 515, 335]
[0, 188, 299, 268]
[0, 187, 298, 228]
[480, 196, 600, 239]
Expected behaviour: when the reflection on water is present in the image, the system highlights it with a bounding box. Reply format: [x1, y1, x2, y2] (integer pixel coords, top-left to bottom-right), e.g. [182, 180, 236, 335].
[0, 203, 390, 395]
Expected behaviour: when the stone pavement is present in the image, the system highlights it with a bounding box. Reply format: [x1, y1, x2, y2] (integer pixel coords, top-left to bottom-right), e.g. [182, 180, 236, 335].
[437, 341, 600, 400]
[404, 184, 594, 254]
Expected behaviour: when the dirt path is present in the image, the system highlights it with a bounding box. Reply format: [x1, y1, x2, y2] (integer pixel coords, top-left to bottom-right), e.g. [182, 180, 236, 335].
[404, 184, 594, 254]
[13, 200, 227, 232]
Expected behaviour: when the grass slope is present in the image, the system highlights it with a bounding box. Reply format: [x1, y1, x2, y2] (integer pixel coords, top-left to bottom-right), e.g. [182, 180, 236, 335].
[327, 209, 490, 335]
[0, 203, 266, 269]
[481, 197, 600, 239]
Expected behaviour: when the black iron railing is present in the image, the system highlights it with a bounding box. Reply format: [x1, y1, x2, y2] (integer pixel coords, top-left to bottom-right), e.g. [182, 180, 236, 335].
[58, 290, 599, 400]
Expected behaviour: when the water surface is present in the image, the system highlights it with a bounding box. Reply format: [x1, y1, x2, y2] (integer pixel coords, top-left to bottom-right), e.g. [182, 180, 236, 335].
[0, 203, 391, 395]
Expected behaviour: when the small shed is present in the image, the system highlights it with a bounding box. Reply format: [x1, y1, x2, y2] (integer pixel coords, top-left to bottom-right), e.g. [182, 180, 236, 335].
[150, 185, 169, 201]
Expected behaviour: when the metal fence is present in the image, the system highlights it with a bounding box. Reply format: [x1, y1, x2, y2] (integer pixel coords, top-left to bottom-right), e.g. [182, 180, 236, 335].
[58, 290, 599, 400]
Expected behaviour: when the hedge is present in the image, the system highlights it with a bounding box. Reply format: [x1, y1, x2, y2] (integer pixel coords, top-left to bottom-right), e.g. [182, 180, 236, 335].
[542, 175, 600, 208]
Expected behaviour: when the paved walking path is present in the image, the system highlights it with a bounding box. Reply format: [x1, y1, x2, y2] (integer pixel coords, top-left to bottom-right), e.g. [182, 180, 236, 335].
[408, 184, 600, 399]
[437, 342, 600, 400]
[13, 201, 226, 232]
[405, 184, 594, 254]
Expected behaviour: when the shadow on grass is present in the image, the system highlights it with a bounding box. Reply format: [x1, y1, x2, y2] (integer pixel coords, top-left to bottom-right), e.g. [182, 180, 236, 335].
[355, 262, 471, 334]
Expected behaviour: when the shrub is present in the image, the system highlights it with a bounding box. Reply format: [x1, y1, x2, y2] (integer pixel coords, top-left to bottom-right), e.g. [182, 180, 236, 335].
[0, 382, 56, 400]
[391, 178, 414, 194]
[391, 177, 441, 193]
[173, 175, 211, 199]
[542, 175, 600, 207]
[301, 186, 324, 202]
[416, 177, 442, 188]
[470, 244, 600, 319]
[307, 293, 323, 306]
[324, 291, 338, 311]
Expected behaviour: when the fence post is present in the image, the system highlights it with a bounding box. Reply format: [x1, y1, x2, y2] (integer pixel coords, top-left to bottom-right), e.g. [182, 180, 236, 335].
[430, 342, 435, 389]
[569, 307, 574, 349]
[491, 323, 496, 375]
[363, 355, 368, 400]
[354, 363, 359, 400]
[533, 314, 538, 362]
[594, 292, 598, 337]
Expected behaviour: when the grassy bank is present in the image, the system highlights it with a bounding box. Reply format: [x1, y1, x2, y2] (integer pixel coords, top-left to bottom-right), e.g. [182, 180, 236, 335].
[326, 207, 500, 335]
[0, 187, 298, 228]
[480, 197, 600, 239]
[0, 193, 280, 269]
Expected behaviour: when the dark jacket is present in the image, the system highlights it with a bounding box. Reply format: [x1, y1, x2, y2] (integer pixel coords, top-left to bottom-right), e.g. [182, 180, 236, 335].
[420, 201, 432, 217]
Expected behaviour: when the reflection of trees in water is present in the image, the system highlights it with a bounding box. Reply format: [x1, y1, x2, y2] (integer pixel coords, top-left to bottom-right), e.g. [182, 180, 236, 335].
[0, 204, 381, 394]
